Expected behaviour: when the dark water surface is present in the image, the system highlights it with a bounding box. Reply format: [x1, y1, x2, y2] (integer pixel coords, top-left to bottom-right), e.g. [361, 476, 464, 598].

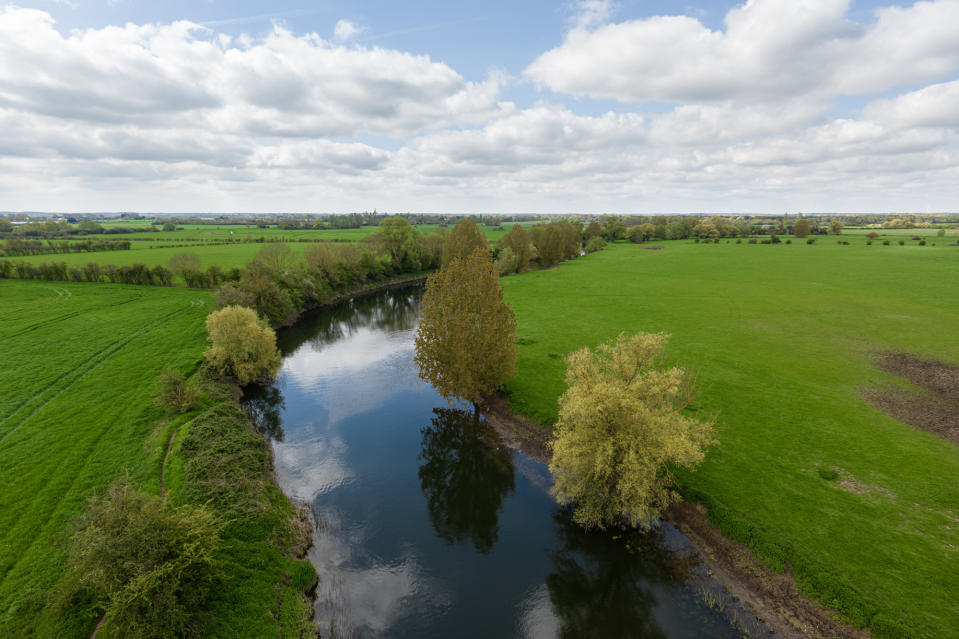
[246, 286, 746, 638]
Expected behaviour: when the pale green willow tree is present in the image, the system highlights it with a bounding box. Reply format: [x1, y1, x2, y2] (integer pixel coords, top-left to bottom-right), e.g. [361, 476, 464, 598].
[204, 305, 281, 385]
[549, 332, 715, 530]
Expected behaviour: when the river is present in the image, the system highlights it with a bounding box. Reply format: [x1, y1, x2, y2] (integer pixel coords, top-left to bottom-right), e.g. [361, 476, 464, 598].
[243, 284, 759, 638]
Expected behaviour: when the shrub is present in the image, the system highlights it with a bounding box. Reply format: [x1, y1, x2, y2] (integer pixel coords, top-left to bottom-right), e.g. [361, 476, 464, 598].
[786, 239, 792, 244]
[154, 369, 197, 414]
[748, 238, 758, 244]
[866, 232, 880, 239]
[866, 240, 872, 245]
[736, 238, 742, 244]
[64, 479, 222, 638]
[806, 238, 816, 245]
[585, 236, 607, 253]
[883, 240, 890, 246]
[899, 240, 905, 246]
[918, 240, 927, 246]
[204, 306, 281, 385]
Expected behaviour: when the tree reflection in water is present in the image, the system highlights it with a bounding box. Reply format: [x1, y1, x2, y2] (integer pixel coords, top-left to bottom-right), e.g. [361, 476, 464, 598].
[418, 407, 515, 554]
[275, 285, 423, 355]
[546, 510, 697, 639]
[242, 384, 286, 442]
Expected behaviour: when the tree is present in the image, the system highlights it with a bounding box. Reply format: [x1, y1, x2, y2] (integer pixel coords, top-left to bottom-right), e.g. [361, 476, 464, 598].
[414, 248, 517, 405]
[602, 216, 626, 241]
[154, 369, 197, 414]
[499, 224, 533, 273]
[168, 252, 201, 278]
[442, 218, 488, 265]
[204, 305, 281, 385]
[583, 222, 603, 240]
[793, 219, 811, 238]
[65, 478, 222, 638]
[549, 333, 715, 530]
[162, 221, 176, 232]
[828, 220, 844, 235]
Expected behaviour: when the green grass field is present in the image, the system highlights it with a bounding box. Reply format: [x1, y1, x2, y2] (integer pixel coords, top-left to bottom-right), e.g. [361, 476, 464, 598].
[501, 239, 959, 638]
[0, 281, 312, 636]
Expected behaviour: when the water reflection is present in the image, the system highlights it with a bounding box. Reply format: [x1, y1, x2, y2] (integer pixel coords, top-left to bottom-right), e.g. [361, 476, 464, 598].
[418, 408, 516, 554]
[277, 286, 423, 355]
[545, 512, 696, 639]
[242, 384, 285, 442]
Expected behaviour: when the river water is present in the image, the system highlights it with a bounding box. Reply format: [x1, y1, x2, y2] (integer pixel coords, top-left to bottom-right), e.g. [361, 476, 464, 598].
[243, 285, 753, 638]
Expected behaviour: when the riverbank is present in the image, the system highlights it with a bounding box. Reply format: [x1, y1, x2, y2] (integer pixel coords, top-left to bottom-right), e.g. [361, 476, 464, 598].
[478, 392, 867, 639]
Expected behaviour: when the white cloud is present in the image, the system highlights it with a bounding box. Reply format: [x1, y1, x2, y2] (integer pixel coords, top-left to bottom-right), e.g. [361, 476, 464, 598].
[569, 0, 615, 29]
[333, 19, 363, 41]
[525, 0, 959, 103]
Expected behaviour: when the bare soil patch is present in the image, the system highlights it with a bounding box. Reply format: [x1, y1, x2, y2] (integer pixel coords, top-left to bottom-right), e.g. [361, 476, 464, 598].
[642, 245, 665, 250]
[478, 393, 553, 464]
[861, 353, 959, 445]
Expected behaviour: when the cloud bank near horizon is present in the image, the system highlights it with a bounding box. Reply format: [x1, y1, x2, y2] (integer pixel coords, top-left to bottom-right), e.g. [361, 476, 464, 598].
[0, 1, 958, 213]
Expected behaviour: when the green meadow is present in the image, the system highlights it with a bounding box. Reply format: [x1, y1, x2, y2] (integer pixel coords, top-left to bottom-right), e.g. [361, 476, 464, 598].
[0, 280, 312, 637]
[501, 239, 959, 638]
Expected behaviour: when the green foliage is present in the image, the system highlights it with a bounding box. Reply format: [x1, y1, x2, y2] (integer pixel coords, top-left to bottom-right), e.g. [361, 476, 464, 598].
[154, 369, 197, 415]
[415, 248, 517, 404]
[550, 333, 715, 530]
[178, 403, 272, 518]
[64, 478, 222, 638]
[584, 236, 606, 253]
[495, 246, 519, 276]
[793, 218, 812, 238]
[499, 224, 533, 273]
[442, 218, 488, 266]
[829, 220, 844, 235]
[818, 467, 839, 481]
[204, 306, 281, 385]
[500, 241, 959, 637]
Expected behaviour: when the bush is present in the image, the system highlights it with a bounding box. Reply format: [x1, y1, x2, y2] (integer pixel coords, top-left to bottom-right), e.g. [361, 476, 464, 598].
[866, 240, 872, 245]
[154, 369, 197, 414]
[918, 240, 926, 246]
[585, 236, 607, 253]
[785, 239, 792, 244]
[899, 240, 905, 246]
[736, 238, 742, 244]
[204, 306, 281, 385]
[866, 232, 880, 239]
[883, 240, 890, 245]
[806, 238, 816, 244]
[748, 238, 758, 244]
[64, 479, 222, 638]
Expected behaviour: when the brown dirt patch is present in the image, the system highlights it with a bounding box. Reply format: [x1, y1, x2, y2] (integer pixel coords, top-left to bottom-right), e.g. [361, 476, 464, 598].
[668, 502, 869, 639]
[642, 245, 665, 250]
[478, 393, 553, 464]
[861, 353, 959, 445]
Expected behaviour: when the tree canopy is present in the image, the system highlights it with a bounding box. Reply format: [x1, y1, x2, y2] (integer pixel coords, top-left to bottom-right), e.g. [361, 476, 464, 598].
[442, 218, 488, 266]
[414, 247, 516, 405]
[549, 332, 715, 530]
[204, 305, 281, 385]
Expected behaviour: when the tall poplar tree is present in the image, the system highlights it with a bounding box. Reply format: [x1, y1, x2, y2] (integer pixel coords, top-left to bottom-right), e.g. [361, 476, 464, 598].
[415, 248, 516, 406]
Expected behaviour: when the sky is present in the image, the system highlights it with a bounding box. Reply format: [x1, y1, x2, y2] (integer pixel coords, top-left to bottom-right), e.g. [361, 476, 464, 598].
[0, 0, 958, 214]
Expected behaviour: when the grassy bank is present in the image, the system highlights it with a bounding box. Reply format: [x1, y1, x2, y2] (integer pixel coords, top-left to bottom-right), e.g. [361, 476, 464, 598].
[0, 280, 314, 636]
[500, 239, 959, 638]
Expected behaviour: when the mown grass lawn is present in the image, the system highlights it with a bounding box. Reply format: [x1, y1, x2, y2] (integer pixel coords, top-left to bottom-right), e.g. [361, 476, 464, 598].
[501, 239, 959, 638]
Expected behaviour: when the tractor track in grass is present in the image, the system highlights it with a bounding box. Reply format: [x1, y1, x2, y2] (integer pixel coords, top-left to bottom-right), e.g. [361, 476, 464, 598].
[0, 304, 190, 446]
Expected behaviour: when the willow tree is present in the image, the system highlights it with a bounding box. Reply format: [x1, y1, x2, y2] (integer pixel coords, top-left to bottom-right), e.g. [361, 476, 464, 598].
[204, 305, 281, 385]
[415, 248, 516, 405]
[549, 332, 715, 530]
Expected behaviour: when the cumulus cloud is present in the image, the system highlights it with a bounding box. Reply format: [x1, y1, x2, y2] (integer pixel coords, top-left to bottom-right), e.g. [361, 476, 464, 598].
[333, 19, 363, 41]
[0, 4, 957, 213]
[0, 7, 509, 137]
[525, 0, 959, 103]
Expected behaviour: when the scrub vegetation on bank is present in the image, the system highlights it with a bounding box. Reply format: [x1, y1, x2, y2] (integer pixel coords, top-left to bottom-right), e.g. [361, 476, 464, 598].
[500, 240, 959, 638]
[0, 280, 314, 637]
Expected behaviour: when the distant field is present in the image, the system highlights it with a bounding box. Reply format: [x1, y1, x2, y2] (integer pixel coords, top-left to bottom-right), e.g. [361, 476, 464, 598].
[501, 239, 959, 637]
[0, 281, 212, 635]
[9, 223, 526, 276]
